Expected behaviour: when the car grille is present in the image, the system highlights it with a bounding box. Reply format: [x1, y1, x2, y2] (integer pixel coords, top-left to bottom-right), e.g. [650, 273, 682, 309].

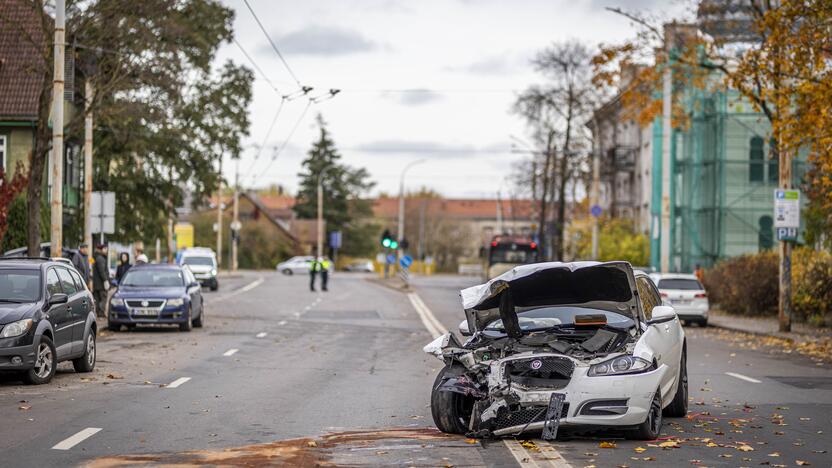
[505, 356, 574, 388]
[493, 404, 570, 431]
[126, 299, 165, 308]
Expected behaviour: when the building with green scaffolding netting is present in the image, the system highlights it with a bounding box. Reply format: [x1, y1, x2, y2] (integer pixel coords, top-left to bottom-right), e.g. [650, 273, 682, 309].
[649, 85, 808, 272]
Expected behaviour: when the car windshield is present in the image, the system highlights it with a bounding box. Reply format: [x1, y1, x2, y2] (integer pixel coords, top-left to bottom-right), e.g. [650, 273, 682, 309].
[0, 269, 41, 302]
[183, 256, 214, 267]
[121, 269, 184, 287]
[657, 279, 703, 290]
[485, 306, 634, 332]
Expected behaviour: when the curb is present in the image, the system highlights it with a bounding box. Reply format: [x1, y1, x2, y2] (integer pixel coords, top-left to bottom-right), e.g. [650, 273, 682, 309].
[366, 276, 411, 293]
[707, 318, 831, 343]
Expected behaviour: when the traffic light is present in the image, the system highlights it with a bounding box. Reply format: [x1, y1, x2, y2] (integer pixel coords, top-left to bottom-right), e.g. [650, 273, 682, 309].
[399, 238, 409, 250]
[390, 240, 399, 249]
[381, 229, 393, 248]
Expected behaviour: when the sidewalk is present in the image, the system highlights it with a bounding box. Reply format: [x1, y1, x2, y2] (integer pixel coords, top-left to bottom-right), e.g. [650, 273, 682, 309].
[708, 309, 832, 341]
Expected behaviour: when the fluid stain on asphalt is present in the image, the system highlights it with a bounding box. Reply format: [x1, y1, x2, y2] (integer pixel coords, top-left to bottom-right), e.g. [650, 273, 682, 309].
[84, 428, 455, 467]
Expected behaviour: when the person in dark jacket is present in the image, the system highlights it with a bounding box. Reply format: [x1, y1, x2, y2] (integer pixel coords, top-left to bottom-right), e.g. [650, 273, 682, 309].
[71, 243, 91, 285]
[92, 244, 111, 317]
[115, 252, 131, 284]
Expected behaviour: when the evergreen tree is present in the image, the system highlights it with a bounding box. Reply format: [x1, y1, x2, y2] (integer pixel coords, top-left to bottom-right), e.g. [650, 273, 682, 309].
[294, 115, 375, 256]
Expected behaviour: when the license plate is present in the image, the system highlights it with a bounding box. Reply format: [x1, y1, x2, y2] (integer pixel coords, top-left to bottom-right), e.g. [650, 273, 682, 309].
[132, 308, 158, 317]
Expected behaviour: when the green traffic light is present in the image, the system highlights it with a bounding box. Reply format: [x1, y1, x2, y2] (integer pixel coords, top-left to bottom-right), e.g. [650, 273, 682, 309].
[382, 238, 391, 248]
[390, 240, 399, 249]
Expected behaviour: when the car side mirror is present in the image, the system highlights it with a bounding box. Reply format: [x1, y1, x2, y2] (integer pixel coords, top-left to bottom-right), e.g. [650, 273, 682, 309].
[458, 319, 472, 336]
[48, 293, 69, 306]
[647, 305, 676, 325]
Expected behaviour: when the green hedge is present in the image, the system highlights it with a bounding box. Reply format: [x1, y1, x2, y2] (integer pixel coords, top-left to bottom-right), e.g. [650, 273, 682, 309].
[702, 248, 832, 324]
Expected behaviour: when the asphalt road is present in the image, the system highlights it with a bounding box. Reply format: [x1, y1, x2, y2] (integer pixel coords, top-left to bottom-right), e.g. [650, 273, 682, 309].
[0, 272, 829, 467]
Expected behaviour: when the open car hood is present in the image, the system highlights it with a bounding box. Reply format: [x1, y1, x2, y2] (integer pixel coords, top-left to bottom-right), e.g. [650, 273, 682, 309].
[460, 261, 640, 334]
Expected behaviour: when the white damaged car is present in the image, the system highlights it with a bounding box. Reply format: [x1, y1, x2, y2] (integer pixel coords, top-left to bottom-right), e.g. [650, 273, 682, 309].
[424, 261, 687, 440]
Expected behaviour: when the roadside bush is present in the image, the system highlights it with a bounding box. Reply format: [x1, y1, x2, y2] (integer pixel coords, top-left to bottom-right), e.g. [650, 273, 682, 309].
[572, 218, 649, 266]
[702, 251, 779, 316]
[792, 247, 832, 325]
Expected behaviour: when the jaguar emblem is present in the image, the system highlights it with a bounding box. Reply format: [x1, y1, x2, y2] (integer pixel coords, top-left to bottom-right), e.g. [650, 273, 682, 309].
[530, 359, 543, 370]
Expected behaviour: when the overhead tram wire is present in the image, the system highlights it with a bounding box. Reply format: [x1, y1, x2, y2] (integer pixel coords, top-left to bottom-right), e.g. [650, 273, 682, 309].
[232, 37, 281, 95]
[248, 99, 313, 188]
[242, 0, 302, 88]
[243, 98, 286, 180]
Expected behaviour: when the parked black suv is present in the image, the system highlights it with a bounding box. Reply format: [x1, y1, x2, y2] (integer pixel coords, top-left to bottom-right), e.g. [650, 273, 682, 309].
[0, 258, 97, 384]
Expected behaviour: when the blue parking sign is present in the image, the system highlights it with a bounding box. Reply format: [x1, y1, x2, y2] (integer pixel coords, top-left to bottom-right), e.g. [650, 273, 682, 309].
[399, 255, 413, 269]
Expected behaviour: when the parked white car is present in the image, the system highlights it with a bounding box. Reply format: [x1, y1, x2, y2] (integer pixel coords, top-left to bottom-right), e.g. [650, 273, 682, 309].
[650, 273, 709, 327]
[426, 261, 687, 440]
[275, 256, 333, 275]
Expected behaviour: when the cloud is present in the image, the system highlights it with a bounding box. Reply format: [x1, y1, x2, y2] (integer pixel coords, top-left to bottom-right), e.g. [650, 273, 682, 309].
[350, 140, 510, 158]
[266, 25, 379, 56]
[381, 89, 444, 106]
[447, 52, 532, 76]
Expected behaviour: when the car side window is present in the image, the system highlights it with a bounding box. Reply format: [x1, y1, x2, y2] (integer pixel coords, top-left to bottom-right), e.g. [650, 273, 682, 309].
[56, 268, 78, 296]
[69, 269, 86, 291]
[636, 277, 656, 320]
[46, 269, 63, 297]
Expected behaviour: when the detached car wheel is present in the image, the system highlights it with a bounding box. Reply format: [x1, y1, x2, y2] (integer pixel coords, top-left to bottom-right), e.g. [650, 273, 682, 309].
[24, 336, 57, 385]
[72, 331, 96, 373]
[663, 347, 688, 417]
[430, 364, 474, 435]
[629, 390, 663, 440]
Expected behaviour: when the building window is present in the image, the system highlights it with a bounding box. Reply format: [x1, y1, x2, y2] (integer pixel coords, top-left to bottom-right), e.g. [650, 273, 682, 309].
[0, 134, 6, 173]
[749, 136, 764, 182]
[758, 215, 773, 251]
[768, 137, 779, 184]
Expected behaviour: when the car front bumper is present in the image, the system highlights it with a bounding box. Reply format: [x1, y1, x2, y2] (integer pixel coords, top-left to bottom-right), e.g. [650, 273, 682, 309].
[673, 305, 709, 320]
[0, 338, 36, 370]
[488, 364, 669, 436]
[109, 306, 189, 325]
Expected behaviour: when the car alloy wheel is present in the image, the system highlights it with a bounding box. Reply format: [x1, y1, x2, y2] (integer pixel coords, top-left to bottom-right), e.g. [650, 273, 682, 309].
[34, 342, 53, 379]
[648, 392, 662, 435]
[86, 334, 96, 367]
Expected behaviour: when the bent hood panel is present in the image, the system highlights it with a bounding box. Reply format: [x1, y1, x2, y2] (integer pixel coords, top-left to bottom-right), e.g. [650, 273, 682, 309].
[461, 261, 639, 332]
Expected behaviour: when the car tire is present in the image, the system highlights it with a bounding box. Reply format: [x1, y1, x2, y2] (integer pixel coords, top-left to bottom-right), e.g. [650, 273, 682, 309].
[430, 364, 474, 435]
[23, 336, 57, 385]
[628, 390, 663, 440]
[698, 318, 708, 327]
[663, 346, 688, 417]
[210, 281, 218, 292]
[72, 331, 96, 373]
[282, 269, 293, 276]
[107, 322, 120, 332]
[179, 309, 193, 332]
[193, 308, 204, 328]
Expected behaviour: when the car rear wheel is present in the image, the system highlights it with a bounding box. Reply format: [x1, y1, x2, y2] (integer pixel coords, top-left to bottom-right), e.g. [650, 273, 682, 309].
[628, 390, 663, 440]
[24, 336, 57, 385]
[72, 331, 96, 373]
[431, 364, 474, 435]
[663, 346, 688, 417]
[192, 307, 204, 328]
[282, 269, 293, 276]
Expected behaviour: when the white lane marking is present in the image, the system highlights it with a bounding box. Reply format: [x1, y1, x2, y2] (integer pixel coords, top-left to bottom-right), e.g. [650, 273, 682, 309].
[256, 332, 268, 338]
[725, 372, 761, 383]
[503, 440, 572, 468]
[223, 348, 239, 357]
[407, 292, 446, 339]
[277, 320, 287, 326]
[52, 427, 102, 450]
[166, 377, 191, 388]
[213, 277, 265, 302]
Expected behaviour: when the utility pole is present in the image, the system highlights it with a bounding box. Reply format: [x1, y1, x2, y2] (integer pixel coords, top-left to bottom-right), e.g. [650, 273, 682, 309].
[496, 190, 504, 234]
[83, 80, 93, 257]
[231, 160, 240, 272]
[316, 170, 325, 258]
[591, 115, 601, 260]
[50, 0, 66, 255]
[660, 24, 673, 273]
[397, 159, 425, 260]
[216, 155, 223, 267]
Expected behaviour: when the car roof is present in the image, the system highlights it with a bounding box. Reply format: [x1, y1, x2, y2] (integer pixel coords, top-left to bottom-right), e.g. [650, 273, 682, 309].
[128, 263, 183, 270]
[0, 257, 62, 268]
[650, 273, 699, 280]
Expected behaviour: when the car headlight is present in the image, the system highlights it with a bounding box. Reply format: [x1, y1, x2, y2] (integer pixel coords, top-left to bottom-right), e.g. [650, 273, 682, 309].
[167, 298, 184, 307]
[0, 319, 33, 338]
[588, 355, 654, 377]
[210, 269, 217, 276]
[110, 297, 124, 307]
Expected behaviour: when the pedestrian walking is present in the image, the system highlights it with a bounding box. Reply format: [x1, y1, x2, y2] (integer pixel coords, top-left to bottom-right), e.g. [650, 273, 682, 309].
[92, 244, 111, 318]
[71, 243, 91, 285]
[320, 257, 331, 292]
[309, 258, 319, 292]
[135, 253, 149, 265]
[115, 252, 132, 284]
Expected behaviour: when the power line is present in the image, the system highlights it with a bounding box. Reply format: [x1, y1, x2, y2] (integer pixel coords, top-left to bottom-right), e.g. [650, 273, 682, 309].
[242, 0, 302, 87]
[249, 99, 313, 187]
[232, 36, 281, 95]
[243, 97, 286, 179]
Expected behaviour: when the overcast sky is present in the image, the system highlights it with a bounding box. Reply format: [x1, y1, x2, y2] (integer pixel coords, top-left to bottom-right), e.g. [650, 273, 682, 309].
[216, 0, 690, 199]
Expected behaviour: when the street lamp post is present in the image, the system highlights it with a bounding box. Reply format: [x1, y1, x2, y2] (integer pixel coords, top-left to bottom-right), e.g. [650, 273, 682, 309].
[397, 159, 426, 258]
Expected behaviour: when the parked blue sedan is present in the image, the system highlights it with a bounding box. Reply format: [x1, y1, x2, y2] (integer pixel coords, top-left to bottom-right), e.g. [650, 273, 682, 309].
[107, 264, 204, 332]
